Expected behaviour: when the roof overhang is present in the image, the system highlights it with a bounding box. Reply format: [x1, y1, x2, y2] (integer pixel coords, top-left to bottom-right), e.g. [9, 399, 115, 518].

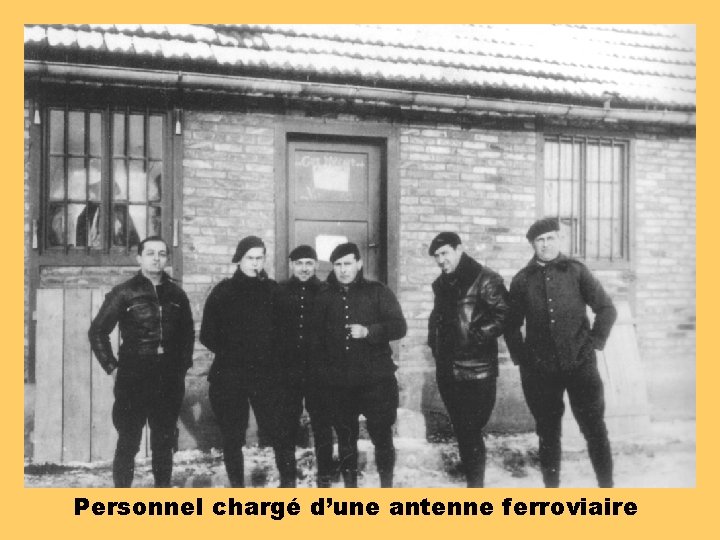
[25, 60, 696, 127]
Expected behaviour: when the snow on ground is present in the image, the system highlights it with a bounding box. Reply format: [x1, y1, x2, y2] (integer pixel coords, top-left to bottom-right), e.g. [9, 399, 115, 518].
[25, 419, 694, 488]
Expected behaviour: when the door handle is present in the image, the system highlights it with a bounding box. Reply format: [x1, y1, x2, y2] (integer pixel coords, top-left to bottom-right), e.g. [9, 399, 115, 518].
[32, 219, 38, 249]
[368, 242, 379, 249]
[173, 219, 179, 247]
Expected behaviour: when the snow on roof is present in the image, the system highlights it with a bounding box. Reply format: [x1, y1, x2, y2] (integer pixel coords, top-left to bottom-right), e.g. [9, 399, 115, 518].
[24, 23, 695, 109]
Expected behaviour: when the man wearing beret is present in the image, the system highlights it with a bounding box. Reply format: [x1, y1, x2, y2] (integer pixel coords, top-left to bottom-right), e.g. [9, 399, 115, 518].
[200, 235, 282, 487]
[427, 232, 510, 487]
[274, 245, 334, 487]
[312, 242, 407, 487]
[505, 218, 617, 487]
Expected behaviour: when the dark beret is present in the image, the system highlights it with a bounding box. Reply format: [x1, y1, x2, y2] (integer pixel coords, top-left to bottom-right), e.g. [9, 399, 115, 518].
[428, 232, 462, 256]
[526, 218, 560, 242]
[329, 242, 361, 264]
[232, 235, 265, 263]
[289, 244, 318, 261]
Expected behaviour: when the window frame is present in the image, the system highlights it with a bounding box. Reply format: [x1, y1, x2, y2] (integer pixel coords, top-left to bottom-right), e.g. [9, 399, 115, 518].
[537, 128, 634, 270]
[35, 101, 176, 267]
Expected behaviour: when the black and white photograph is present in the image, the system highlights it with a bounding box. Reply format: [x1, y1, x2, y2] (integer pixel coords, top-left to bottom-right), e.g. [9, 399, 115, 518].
[23, 24, 696, 488]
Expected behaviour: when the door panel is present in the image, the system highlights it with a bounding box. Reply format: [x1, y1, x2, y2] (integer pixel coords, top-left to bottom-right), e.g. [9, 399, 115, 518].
[295, 220, 369, 281]
[288, 140, 382, 282]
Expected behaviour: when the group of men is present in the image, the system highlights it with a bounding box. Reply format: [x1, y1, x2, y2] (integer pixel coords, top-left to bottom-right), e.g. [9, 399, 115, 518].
[88, 217, 617, 489]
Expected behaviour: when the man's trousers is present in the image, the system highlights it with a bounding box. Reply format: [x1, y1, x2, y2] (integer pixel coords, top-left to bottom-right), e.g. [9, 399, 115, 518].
[520, 353, 613, 488]
[331, 377, 398, 488]
[274, 381, 334, 487]
[436, 372, 496, 487]
[209, 376, 282, 488]
[112, 363, 185, 487]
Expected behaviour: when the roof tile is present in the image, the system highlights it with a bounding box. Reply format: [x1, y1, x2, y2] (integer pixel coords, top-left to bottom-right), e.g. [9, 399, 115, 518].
[25, 24, 695, 109]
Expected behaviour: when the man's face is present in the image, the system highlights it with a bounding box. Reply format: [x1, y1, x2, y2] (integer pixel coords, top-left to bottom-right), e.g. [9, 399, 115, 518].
[532, 231, 560, 262]
[333, 253, 362, 284]
[291, 258, 317, 282]
[433, 244, 463, 274]
[239, 247, 266, 277]
[136, 240, 168, 277]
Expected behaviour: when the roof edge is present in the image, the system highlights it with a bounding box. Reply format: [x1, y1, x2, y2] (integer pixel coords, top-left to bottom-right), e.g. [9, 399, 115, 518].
[25, 60, 696, 127]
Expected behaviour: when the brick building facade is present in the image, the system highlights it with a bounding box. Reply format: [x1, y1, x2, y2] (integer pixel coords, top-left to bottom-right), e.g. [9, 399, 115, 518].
[24, 25, 695, 460]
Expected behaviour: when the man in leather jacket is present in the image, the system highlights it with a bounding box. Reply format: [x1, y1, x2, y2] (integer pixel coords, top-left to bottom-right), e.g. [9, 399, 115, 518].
[505, 218, 617, 487]
[88, 236, 194, 487]
[274, 245, 334, 487]
[312, 242, 407, 487]
[200, 235, 282, 488]
[428, 232, 509, 487]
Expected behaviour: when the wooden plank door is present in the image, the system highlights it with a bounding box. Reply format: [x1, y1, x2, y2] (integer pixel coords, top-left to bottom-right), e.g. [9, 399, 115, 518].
[288, 140, 383, 282]
[62, 289, 93, 462]
[34, 288, 148, 463]
[563, 301, 651, 439]
[90, 289, 117, 461]
[34, 289, 64, 463]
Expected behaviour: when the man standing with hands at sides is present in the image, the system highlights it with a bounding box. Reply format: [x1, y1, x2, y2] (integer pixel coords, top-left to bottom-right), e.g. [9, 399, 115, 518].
[89, 236, 194, 488]
[428, 232, 509, 487]
[200, 235, 282, 488]
[275, 245, 334, 487]
[505, 218, 617, 487]
[312, 242, 407, 487]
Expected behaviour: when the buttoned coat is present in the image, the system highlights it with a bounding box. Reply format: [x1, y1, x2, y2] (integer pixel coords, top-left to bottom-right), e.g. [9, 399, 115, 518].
[504, 254, 617, 371]
[311, 270, 407, 387]
[275, 275, 325, 383]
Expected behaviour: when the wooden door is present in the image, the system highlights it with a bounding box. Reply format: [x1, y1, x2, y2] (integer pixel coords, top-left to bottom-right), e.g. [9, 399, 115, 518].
[33, 288, 149, 464]
[287, 140, 383, 281]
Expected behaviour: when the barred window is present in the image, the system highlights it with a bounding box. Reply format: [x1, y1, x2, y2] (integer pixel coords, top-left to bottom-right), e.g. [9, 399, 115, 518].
[44, 107, 168, 255]
[543, 135, 629, 262]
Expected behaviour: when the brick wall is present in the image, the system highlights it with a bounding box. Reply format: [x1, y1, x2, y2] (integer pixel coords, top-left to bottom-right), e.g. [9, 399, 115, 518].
[396, 121, 540, 430]
[397, 122, 538, 370]
[181, 111, 277, 377]
[634, 135, 696, 419]
[25, 99, 696, 452]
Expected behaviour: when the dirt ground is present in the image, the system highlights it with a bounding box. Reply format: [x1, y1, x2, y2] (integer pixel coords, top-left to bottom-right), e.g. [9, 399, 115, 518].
[24, 418, 694, 488]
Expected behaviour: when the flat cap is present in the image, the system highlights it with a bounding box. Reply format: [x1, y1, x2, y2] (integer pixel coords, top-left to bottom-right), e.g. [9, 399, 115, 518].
[526, 217, 560, 242]
[232, 235, 265, 263]
[428, 232, 462, 256]
[289, 244, 318, 261]
[329, 242, 361, 264]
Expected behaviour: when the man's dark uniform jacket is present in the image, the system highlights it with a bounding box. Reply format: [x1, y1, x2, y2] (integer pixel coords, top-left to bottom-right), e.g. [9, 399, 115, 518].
[428, 252, 509, 380]
[275, 275, 325, 383]
[199, 267, 282, 487]
[504, 253, 617, 371]
[89, 271, 194, 374]
[200, 268, 279, 383]
[312, 269, 407, 387]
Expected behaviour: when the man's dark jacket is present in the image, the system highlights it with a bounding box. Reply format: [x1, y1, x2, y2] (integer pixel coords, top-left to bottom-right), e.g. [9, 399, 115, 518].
[88, 271, 194, 374]
[504, 253, 617, 372]
[200, 268, 279, 384]
[428, 252, 510, 380]
[311, 269, 407, 387]
[275, 275, 325, 384]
